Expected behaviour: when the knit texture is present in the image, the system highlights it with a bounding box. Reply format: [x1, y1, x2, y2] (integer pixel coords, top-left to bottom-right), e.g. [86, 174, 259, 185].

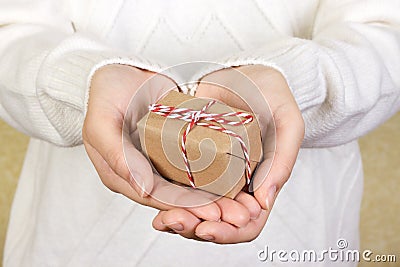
[0, 0, 399, 147]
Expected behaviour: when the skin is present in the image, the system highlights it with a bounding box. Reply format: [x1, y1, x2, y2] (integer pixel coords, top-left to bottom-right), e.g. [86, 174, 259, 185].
[83, 64, 304, 244]
[153, 65, 305, 243]
[83, 64, 257, 227]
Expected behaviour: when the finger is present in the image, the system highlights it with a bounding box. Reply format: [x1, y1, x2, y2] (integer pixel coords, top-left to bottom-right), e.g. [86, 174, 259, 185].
[160, 208, 202, 239]
[214, 197, 251, 228]
[195, 83, 251, 111]
[150, 177, 222, 222]
[234, 192, 262, 220]
[195, 209, 269, 244]
[152, 211, 180, 236]
[123, 138, 154, 196]
[152, 211, 169, 232]
[153, 210, 209, 241]
[254, 101, 304, 210]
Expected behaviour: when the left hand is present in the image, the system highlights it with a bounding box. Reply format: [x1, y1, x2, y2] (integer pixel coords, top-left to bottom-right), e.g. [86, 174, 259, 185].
[152, 65, 304, 243]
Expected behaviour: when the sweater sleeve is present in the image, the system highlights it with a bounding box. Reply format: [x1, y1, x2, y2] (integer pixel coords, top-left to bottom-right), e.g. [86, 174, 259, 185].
[199, 0, 400, 148]
[0, 0, 163, 146]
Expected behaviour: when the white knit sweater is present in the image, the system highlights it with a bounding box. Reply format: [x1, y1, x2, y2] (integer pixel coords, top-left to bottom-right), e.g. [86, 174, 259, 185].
[0, 0, 399, 147]
[3, 1, 399, 266]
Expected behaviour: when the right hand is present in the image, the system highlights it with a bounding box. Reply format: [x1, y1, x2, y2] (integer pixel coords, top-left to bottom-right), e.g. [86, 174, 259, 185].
[82, 64, 257, 227]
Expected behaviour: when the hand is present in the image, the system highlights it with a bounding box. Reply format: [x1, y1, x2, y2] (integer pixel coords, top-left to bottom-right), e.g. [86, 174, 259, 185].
[152, 65, 304, 243]
[83, 64, 223, 221]
[153, 191, 267, 242]
[197, 65, 305, 210]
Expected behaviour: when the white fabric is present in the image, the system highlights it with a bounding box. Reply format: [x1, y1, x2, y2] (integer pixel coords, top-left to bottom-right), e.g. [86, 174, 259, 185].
[1, 0, 399, 266]
[6, 139, 363, 267]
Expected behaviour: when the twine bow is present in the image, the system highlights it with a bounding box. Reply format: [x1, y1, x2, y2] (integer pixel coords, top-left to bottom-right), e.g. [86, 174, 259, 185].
[149, 100, 253, 188]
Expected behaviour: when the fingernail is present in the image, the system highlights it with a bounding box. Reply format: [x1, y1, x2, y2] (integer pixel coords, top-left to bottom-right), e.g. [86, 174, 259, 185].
[266, 185, 277, 211]
[196, 233, 215, 241]
[164, 222, 184, 232]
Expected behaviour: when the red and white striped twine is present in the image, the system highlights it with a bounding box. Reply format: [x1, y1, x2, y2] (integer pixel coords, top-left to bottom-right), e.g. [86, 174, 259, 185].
[149, 100, 253, 188]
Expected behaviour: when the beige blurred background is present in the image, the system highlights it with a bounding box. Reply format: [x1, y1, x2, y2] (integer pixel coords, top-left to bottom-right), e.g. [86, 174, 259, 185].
[1, 113, 399, 266]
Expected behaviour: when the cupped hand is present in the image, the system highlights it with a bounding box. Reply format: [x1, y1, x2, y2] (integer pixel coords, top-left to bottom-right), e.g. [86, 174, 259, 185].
[197, 65, 305, 210]
[152, 191, 265, 242]
[83, 64, 224, 221]
[152, 65, 304, 243]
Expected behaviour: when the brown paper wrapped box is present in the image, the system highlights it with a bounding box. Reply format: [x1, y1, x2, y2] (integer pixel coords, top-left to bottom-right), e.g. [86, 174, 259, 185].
[137, 91, 262, 198]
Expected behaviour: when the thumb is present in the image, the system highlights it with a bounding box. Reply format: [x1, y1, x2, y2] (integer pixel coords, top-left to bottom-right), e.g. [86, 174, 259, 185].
[253, 104, 304, 210]
[123, 136, 154, 197]
[253, 154, 293, 211]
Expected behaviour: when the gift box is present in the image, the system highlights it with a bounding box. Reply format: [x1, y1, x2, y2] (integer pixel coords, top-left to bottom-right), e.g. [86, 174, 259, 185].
[137, 91, 262, 198]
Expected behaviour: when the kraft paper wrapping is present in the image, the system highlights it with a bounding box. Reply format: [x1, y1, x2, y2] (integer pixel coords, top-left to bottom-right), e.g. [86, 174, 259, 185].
[137, 91, 262, 198]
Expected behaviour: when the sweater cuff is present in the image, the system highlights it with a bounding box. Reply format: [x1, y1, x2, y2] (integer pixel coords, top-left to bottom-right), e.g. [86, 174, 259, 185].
[36, 34, 165, 146]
